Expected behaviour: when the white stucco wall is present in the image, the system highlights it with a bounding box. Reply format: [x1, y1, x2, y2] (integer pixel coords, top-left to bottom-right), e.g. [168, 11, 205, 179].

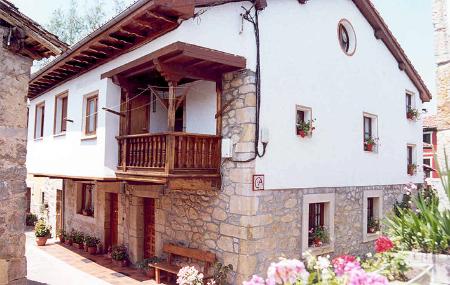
[27, 0, 425, 188]
[255, 0, 424, 189]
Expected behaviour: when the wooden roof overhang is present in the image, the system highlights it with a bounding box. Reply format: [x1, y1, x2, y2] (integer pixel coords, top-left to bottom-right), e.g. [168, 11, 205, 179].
[101, 41, 246, 83]
[352, 0, 432, 102]
[28, 0, 197, 99]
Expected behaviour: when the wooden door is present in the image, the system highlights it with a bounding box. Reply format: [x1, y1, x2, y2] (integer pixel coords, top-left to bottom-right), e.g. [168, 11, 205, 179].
[110, 193, 119, 247]
[56, 190, 62, 233]
[129, 94, 149, 134]
[143, 198, 155, 258]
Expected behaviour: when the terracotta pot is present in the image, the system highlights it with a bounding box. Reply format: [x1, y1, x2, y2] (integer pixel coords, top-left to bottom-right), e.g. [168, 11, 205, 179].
[36, 237, 48, 246]
[73, 243, 83, 249]
[88, 246, 97, 255]
[366, 144, 374, 152]
[407, 112, 414, 120]
[298, 130, 307, 138]
[313, 238, 322, 247]
[112, 259, 128, 267]
[408, 165, 416, 175]
[145, 268, 155, 278]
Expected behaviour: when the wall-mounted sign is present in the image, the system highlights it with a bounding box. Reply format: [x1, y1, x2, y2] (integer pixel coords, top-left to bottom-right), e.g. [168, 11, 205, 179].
[253, 174, 265, 191]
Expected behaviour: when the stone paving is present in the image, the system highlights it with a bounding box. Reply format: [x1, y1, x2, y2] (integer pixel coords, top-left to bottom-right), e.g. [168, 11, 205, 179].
[25, 231, 163, 285]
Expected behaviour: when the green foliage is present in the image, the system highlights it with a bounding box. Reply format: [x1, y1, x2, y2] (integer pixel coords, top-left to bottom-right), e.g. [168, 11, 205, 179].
[57, 229, 65, 238]
[84, 235, 100, 247]
[367, 217, 380, 232]
[386, 192, 450, 254]
[73, 230, 85, 244]
[26, 213, 38, 226]
[296, 119, 315, 133]
[406, 108, 420, 120]
[34, 219, 51, 237]
[212, 263, 234, 285]
[68, 229, 76, 241]
[136, 256, 163, 271]
[310, 226, 329, 244]
[435, 148, 450, 202]
[111, 245, 128, 261]
[361, 252, 410, 281]
[365, 136, 376, 146]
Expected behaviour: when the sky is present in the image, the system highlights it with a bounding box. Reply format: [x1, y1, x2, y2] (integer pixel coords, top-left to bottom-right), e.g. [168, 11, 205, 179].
[9, 0, 437, 113]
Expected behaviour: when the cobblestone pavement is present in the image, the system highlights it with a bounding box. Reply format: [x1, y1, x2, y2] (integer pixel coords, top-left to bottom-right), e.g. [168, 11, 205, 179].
[25, 231, 159, 285]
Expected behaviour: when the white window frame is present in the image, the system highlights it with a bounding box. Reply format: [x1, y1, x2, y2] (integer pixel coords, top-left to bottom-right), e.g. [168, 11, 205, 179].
[423, 131, 433, 145]
[407, 144, 417, 176]
[363, 112, 379, 153]
[363, 190, 383, 242]
[81, 91, 99, 139]
[423, 157, 433, 178]
[405, 90, 416, 110]
[295, 105, 313, 138]
[302, 193, 335, 255]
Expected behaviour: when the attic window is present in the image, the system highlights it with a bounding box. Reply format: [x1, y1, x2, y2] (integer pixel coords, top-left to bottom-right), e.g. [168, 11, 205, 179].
[338, 19, 356, 56]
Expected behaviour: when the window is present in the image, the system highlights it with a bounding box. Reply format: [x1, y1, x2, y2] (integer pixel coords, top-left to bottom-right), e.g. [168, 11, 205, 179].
[338, 19, 356, 56]
[302, 193, 335, 255]
[407, 145, 416, 175]
[296, 105, 314, 138]
[363, 191, 383, 242]
[41, 192, 45, 204]
[34, 102, 45, 139]
[423, 132, 432, 145]
[79, 183, 95, 217]
[423, 158, 432, 178]
[85, 94, 98, 135]
[363, 114, 377, 152]
[406, 93, 412, 112]
[54, 92, 68, 134]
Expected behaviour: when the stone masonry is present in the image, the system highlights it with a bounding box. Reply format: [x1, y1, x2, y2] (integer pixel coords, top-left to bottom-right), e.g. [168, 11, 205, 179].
[0, 26, 32, 285]
[432, 0, 450, 209]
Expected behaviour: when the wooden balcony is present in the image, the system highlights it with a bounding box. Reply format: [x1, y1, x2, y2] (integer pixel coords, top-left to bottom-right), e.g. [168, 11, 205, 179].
[115, 132, 221, 187]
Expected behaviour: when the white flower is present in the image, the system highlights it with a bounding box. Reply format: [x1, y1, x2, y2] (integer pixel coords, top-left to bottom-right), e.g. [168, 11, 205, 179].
[317, 256, 331, 270]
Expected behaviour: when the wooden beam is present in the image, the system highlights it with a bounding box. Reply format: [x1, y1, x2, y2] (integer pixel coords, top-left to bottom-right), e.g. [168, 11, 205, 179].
[102, 107, 125, 117]
[167, 82, 177, 131]
[149, 86, 168, 109]
[175, 85, 191, 110]
[146, 11, 177, 24]
[216, 81, 222, 136]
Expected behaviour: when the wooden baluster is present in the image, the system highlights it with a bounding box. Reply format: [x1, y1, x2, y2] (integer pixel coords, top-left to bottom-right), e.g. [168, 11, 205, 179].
[156, 136, 160, 167]
[208, 138, 213, 169]
[201, 138, 206, 169]
[177, 136, 182, 169]
[150, 136, 154, 168]
[144, 137, 149, 167]
[137, 137, 141, 167]
[142, 137, 147, 167]
[162, 135, 167, 168]
[187, 137, 191, 169]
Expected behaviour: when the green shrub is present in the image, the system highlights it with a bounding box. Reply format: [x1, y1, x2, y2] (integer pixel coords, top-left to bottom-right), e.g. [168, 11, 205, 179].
[26, 213, 38, 226]
[34, 219, 51, 238]
[73, 231, 85, 244]
[85, 235, 100, 247]
[111, 245, 128, 261]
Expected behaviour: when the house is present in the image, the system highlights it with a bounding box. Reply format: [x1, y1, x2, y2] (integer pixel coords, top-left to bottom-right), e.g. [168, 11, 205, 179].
[422, 115, 439, 179]
[0, 0, 67, 284]
[25, 0, 431, 283]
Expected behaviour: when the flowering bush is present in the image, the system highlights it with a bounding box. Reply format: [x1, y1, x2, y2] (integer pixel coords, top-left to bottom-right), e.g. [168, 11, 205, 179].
[374, 236, 394, 253]
[266, 259, 309, 285]
[331, 255, 360, 277]
[177, 266, 204, 285]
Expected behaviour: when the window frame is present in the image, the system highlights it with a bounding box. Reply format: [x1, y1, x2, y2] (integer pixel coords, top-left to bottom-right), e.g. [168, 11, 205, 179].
[53, 91, 68, 135]
[79, 183, 95, 217]
[363, 113, 378, 152]
[423, 131, 433, 145]
[407, 144, 417, 176]
[423, 157, 432, 178]
[337, 19, 357, 56]
[302, 193, 335, 255]
[295, 105, 313, 137]
[363, 190, 383, 242]
[34, 102, 45, 139]
[84, 93, 98, 136]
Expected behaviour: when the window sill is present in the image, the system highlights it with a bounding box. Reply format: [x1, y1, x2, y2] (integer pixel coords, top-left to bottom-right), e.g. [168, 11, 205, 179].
[76, 213, 95, 221]
[34, 137, 43, 141]
[81, 135, 97, 141]
[53, 132, 66, 138]
[306, 244, 334, 256]
[363, 232, 380, 243]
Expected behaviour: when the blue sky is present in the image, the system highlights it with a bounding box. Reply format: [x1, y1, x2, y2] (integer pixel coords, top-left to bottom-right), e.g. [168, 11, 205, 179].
[11, 0, 436, 112]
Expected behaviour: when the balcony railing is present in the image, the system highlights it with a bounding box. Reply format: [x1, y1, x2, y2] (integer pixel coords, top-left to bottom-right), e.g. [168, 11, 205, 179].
[117, 132, 221, 178]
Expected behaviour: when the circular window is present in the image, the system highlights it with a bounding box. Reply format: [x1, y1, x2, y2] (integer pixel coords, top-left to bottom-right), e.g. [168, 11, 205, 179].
[338, 19, 356, 56]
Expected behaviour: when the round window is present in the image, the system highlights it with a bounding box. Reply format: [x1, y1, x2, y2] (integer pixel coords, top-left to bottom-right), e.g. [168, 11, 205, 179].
[338, 19, 356, 56]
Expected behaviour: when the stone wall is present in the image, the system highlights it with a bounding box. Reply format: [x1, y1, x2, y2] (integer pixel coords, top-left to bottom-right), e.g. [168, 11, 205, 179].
[0, 26, 32, 285]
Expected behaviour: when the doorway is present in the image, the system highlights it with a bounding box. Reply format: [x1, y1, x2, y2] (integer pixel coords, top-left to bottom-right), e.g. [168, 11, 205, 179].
[143, 198, 155, 258]
[105, 193, 119, 251]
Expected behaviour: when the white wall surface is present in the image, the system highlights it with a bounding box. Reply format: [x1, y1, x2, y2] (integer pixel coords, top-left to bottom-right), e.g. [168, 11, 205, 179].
[255, 0, 424, 189]
[27, 0, 425, 189]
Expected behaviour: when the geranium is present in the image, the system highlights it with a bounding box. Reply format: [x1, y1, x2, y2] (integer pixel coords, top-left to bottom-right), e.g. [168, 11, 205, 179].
[375, 236, 394, 253]
[347, 269, 389, 285]
[177, 266, 204, 285]
[332, 255, 360, 277]
[266, 258, 309, 285]
[243, 275, 265, 285]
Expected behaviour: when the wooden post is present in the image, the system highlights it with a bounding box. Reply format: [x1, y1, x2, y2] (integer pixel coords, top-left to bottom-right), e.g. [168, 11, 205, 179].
[216, 81, 222, 136]
[165, 81, 177, 174]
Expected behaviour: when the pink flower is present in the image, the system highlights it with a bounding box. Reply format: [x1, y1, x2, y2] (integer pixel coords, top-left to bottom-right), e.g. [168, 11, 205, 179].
[375, 236, 394, 253]
[332, 255, 360, 276]
[266, 259, 309, 285]
[347, 269, 388, 285]
[243, 275, 265, 285]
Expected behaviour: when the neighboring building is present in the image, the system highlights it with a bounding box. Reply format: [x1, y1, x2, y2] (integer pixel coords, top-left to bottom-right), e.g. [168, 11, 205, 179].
[423, 115, 439, 179]
[0, 0, 67, 284]
[25, 0, 431, 283]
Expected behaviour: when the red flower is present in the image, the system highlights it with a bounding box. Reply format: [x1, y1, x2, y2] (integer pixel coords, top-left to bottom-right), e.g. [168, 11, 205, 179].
[375, 235, 394, 253]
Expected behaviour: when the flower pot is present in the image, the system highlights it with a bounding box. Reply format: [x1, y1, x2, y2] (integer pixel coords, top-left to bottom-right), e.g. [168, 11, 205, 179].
[407, 112, 415, 120]
[408, 165, 416, 176]
[73, 243, 83, 250]
[112, 259, 128, 267]
[368, 227, 376, 234]
[366, 144, 374, 152]
[297, 130, 307, 138]
[36, 236, 48, 246]
[313, 238, 322, 247]
[88, 246, 97, 255]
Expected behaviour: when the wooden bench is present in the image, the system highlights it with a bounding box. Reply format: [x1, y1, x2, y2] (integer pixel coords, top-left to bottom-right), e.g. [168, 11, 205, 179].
[150, 244, 216, 284]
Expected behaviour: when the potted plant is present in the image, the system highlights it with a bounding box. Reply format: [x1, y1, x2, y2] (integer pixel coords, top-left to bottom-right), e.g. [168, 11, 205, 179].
[309, 226, 329, 247]
[296, 119, 315, 138]
[364, 137, 377, 152]
[85, 236, 100, 255]
[137, 257, 162, 278]
[406, 107, 420, 120]
[57, 229, 65, 243]
[34, 219, 51, 246]
[73, 231, 85, 249]
[367, 217, 380, 234]
[111, 245, 128, 267]
[407, 164, 417, 175]
[26, 213, 38, 226]
[65, 229, 75, 246]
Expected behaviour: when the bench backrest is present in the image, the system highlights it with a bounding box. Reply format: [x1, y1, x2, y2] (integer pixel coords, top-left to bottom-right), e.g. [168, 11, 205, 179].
[163, 244, 216, 264]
